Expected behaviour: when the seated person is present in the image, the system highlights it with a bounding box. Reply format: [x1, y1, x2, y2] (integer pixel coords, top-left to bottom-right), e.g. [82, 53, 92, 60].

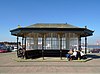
[72, 49, 86, 60]
[76, 51, 81, 60]
[66, 49, 73, 61]
[80, 51, 87, 59]
[71, 50, 78, 60]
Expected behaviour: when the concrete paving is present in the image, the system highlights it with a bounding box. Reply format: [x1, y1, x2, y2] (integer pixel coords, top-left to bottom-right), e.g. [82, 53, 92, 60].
[0, 52, 100, 74]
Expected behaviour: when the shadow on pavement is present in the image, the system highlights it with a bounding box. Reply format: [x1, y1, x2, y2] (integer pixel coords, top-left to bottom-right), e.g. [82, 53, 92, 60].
[87, 53, 100, 59]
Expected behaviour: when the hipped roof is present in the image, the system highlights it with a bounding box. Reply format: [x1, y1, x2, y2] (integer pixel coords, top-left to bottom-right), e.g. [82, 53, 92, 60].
[26, 23, 79, 28]
[10, 23, 94, 37]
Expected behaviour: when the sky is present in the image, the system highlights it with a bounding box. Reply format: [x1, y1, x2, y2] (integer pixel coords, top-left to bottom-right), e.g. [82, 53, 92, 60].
[0, 0, 100, 45]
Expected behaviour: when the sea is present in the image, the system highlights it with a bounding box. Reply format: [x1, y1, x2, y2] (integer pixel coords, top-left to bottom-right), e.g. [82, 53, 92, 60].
[88, 45, 100, 49]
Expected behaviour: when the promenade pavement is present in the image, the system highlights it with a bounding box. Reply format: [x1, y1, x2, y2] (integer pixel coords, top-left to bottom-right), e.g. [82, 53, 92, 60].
[0, 52, 100, 74]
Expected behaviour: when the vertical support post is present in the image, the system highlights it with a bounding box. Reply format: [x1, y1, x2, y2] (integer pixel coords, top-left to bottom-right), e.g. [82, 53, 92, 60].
[58, 34, 60, 50]
[60, 35, 62, 60]
[85, 36, 87, 54]
[25, 37, 26, 50]
[17, 36, 19, 57]
[51, 33, 53, 49]
[44, 34, 46, 50]
[22, 37, 24, 48]
[24, 37, 27, 59]
[85, 26, 87, 54]
[66, 33, 69, 50]
[42, 33, 45, 60]
[34, 33, 38, 49]
[78, 36, 81, 50]
[58, 33, 62, 60]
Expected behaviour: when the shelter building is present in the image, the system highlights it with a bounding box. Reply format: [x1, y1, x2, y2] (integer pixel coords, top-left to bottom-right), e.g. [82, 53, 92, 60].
[10, 23, 94, 59]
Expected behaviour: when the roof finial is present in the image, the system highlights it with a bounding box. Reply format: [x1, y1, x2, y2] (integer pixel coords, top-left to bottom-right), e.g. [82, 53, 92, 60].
[18, 25, 21, 28]
[85, 26, 87, 29]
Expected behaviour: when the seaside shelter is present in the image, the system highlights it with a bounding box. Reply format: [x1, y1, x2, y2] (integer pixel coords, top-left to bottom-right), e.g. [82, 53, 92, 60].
[10, 23, 94, 59]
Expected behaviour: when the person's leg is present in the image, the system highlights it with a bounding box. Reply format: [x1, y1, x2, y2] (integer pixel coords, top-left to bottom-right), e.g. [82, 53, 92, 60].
[66, 54, 69, 58]
[66, 54, 70, 61]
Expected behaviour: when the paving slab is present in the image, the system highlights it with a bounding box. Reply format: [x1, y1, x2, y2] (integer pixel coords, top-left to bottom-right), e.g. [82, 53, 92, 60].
[0, 52, 100, 74]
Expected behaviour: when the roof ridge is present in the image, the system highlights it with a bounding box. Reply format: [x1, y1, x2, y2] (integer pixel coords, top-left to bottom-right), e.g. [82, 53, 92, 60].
[26, 23, 79, 28]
